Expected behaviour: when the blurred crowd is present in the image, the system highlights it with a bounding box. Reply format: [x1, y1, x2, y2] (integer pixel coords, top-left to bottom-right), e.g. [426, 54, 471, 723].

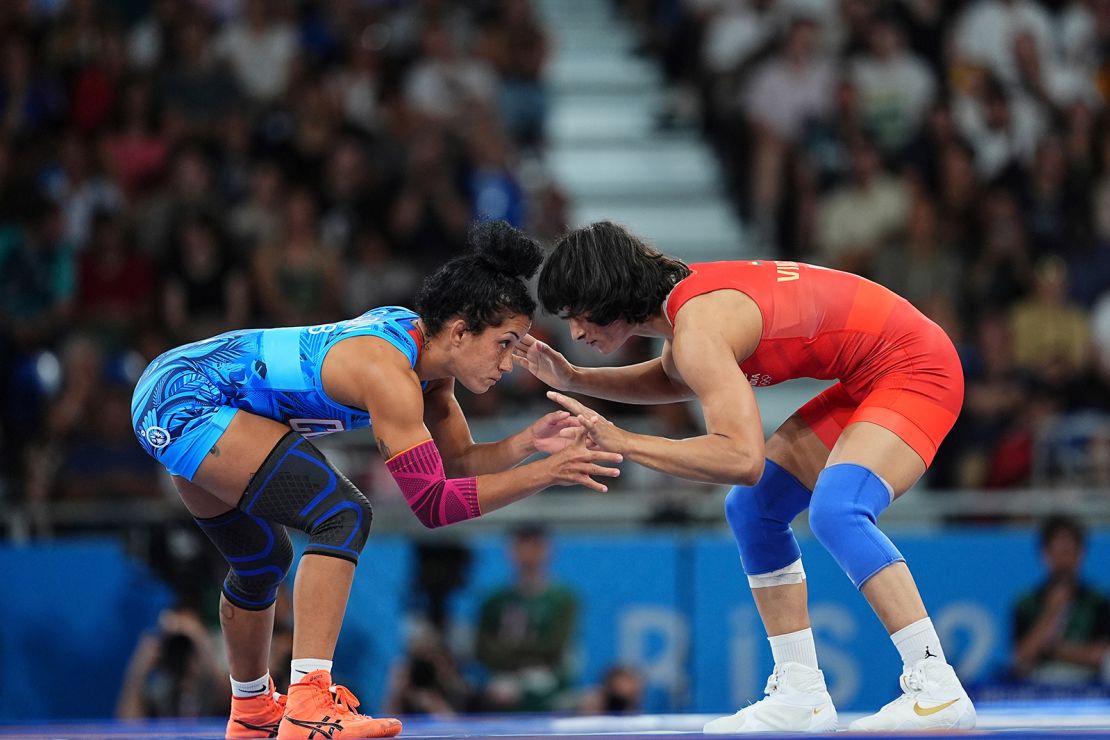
[379, 524, 644, 717]
[631, 0, 1110, 489]
[115, 522, 646, 720]
[0, 0, 568, 510]
[1008, 514, 1110, 691]
[7, 0, 1110, 514]
[4, 0, 1108, 721]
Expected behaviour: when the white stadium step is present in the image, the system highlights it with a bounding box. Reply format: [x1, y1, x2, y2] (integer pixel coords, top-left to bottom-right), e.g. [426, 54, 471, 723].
[570, 201, 747, 263]
[535, 0, 746, 256]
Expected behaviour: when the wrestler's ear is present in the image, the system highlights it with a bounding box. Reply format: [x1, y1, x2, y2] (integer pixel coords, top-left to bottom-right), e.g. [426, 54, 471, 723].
[448, 318, 469, 346]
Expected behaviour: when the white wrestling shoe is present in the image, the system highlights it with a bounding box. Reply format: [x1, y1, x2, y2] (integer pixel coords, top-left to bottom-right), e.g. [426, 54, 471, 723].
[703, 662, 837, 734]
[849, 657, 976, 732]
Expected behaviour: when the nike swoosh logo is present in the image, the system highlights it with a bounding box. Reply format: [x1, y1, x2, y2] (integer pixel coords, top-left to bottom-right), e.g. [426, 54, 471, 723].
[813, 706, 825, 715]
[913, 698, 959, 716]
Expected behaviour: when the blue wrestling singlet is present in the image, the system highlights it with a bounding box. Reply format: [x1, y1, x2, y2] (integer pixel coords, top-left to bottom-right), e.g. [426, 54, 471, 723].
[131, 306, 423, 480]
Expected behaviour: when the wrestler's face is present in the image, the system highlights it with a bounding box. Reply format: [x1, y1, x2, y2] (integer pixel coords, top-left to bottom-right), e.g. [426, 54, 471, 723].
[567, 315, 633, 354]
[453, 314, 531, 393]
[1044, 530, 1082, 579]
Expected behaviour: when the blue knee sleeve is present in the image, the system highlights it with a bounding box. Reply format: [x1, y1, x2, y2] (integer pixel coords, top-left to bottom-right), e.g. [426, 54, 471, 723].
[809, 463, 904, 589]
[241, 431, 373, 563]
[725, 459, 811, 575]
[196, 509, 293, 611]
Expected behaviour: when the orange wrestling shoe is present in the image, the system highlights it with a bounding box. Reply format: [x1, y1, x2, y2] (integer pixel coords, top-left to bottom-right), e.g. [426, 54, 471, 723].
[278, 671, 402, 739]
[226, 680, 286, 739]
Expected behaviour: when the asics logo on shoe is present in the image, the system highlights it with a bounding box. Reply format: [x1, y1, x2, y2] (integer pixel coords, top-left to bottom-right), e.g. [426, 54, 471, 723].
[284, 715, 343, 739]
[913, 698, 959, 716]
[233, 718, 280, 736]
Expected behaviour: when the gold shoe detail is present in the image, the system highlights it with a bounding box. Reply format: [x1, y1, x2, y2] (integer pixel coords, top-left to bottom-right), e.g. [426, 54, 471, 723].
[913, 698, 959, 716]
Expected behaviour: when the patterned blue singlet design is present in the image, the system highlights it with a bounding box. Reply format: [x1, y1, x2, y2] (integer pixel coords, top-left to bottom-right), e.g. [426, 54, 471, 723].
[131, 306, 422, 480]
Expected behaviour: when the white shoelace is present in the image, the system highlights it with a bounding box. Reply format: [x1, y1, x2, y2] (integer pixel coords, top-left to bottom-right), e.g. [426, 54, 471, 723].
[876, 661, 928, 712]
[763, 667, 783, 697]
[899, 661, 927, 695]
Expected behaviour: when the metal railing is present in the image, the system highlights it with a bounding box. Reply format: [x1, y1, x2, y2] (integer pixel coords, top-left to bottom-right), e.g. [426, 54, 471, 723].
[4, 407, 1110, 542]
[4, 483, 1110, 544]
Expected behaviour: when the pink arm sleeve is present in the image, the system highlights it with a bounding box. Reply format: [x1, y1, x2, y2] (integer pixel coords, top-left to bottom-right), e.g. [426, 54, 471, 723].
[385, 440, 481, 529]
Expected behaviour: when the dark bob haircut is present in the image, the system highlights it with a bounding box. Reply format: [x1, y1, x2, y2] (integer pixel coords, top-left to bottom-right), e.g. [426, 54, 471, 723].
[1039, 514, 1085, 550]
[415, 220, 543, 335]
[538, 221, 690, 326]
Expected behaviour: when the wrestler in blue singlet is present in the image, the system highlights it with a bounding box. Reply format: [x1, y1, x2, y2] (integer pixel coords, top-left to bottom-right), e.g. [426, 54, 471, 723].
[131, 306, 423, 480]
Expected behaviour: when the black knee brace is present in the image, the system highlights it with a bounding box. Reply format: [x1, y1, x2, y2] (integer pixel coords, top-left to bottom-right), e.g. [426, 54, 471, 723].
[195, 509, 294, 611]
[239, 431, 373, 564]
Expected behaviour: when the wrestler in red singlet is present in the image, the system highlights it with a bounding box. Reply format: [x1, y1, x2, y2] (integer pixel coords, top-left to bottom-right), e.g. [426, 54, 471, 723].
[664, 260, 963, 467]
[524, 222, 977, 733]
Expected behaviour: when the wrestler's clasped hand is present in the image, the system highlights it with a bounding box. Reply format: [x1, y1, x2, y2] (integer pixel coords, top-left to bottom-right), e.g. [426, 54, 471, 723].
[547, 391, 629, 455]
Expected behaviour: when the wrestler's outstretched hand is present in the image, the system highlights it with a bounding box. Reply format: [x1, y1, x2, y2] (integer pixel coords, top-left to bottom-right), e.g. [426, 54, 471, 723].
[512, 334, 576, 390]
[546, 391, 628, 455]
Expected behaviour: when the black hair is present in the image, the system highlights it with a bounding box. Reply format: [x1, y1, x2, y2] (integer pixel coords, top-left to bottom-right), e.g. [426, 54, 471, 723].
[415, 220, 543, 335]
[158, 633, 196, 677]
[511, 522, 549, 541]
[1039, 514, 1085, 550]
[538, 221, 690, 326]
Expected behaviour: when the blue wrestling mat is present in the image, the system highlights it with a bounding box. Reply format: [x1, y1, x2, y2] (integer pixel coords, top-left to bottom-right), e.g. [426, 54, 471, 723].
[1, 701, 1109, 739]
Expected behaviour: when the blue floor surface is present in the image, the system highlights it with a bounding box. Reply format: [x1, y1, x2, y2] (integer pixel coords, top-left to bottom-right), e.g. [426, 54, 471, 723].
[1, 700, 1109, 738]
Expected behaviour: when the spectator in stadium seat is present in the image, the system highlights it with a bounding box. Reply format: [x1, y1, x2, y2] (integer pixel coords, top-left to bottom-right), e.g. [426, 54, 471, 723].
[211, 0, 298, 105]
[77, 212, 155, 353]
[815, 135, 909, 275]
[384, 621, 472, 717]
[945, 314, 1025, 490]
[343, 228, 419, 317]
[1012, 515, 1110, 686]
[953, 72, 1047, 181]
[929, 139, 982, 258]
[0, 197, 75, 352]
[467, 116, 526, 228]
[1020, 137, 1088, 261]
[578, 665, 644, 715]
[328, 37, 383, 135]
[1011, 30, 1100, 113]
[742, 16, 835, 248]
[134, 144, 221, 262]
[319, 137, 393, 257]
[1090, 131, 1110, 244]
[873, 189, 961, 311]
[68, 27, 128, 134]
[23, 333, 101, 503]
[161, 214, 249, 344]
[100, 77, 171, 201]
[55, 383, 163, 502]
[0, 34, 64, 141]
[117, 601, 228, 719]
[159, 13, 241, 136]
[390, 129, 470, 270]
[404, 22, 497, 125]
[1009, 256, 1091, 383]
[477, 0, 551, 147]
[46, 133, 124, 252]
[251, 187, 343, 326]
[475, 524, 578, 712]
[848, 14, 936, 154]
[227, 159, 285, 256]
[961, 189, 1034, 326]
[952, 0, 1056, 89]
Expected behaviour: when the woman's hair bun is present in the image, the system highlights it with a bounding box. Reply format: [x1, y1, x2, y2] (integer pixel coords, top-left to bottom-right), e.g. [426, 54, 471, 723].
[468, 220, 543, 280]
